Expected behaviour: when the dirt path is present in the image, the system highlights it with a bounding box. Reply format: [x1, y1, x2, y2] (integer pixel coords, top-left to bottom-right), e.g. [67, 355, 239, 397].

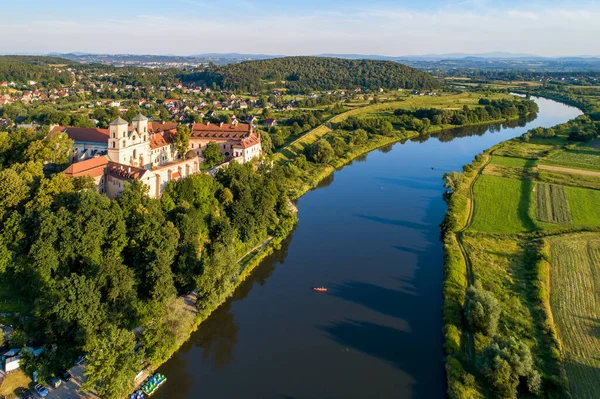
[538, 164, 600, 177]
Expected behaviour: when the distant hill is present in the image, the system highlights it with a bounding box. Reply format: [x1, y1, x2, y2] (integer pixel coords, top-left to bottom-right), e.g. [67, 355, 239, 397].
[0, 56, 75, 85]
[183, 56, 440, 92]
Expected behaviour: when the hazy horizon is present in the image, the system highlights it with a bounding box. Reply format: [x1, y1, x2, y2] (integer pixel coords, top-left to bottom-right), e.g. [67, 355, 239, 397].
[2, 0, 599, 57]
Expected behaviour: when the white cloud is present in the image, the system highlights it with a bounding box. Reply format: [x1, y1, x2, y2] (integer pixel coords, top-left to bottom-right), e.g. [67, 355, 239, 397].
[2, 5, 599, 56]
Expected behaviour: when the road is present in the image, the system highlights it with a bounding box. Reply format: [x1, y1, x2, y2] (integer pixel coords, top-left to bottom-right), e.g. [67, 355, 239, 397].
[44, 364, 98, 399]
[538, 164, 600, 177]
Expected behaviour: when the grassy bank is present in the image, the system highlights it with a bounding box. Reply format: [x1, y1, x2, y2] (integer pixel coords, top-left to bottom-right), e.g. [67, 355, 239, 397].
[441, 107, 600, 397]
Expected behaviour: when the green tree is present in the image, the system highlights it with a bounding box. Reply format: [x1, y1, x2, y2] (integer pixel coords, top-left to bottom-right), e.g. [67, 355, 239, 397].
[8, 330, 27, 348]
[464, 281, 501, 336]
[310, 139, 334, 164]
[83, 325, 141, 399]
[352, 129, 368, 145]
[479, 337, 540, 398]
[174, 124, 191, 159]
[381, 121, 394, 136]
[202, 142, 224, 168]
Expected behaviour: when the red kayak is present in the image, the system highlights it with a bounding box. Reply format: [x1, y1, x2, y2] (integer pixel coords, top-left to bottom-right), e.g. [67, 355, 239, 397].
[313, 287, 328, 292]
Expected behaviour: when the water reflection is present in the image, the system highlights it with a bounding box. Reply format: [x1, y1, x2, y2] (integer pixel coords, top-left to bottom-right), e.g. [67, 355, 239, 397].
[433, 112, 537, 142]
[153, 97, 581, 399]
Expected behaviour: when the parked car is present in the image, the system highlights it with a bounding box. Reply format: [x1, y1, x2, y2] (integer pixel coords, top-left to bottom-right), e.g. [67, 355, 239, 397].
[49, 376, 62, 388]
[34, 383, 48, 397]
[21, 389, 34, 399]
[59, 369, 72, 382]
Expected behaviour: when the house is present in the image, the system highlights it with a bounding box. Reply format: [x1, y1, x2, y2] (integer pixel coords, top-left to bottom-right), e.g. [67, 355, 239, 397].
[263, 118, 277, 127]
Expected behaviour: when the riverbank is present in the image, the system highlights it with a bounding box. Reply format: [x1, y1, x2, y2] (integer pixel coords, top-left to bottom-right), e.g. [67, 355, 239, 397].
[439, 105, 600, 397]
[141, 96, 539, 383]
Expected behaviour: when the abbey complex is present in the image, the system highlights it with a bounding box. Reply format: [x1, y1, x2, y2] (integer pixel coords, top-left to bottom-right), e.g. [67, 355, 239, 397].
[56, 114, 262, 198]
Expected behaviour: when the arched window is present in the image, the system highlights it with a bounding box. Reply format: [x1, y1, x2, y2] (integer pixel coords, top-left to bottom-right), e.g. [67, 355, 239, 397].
[112, 142, 115, 148]
[144, 127, 147, 133]
[122, 140, 126, 147]
[111, 132, 115, 138]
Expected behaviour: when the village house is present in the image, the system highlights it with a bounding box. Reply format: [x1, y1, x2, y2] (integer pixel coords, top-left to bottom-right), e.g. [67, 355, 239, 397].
[59, 114, 262, 198]
[263, 118, 277, 127]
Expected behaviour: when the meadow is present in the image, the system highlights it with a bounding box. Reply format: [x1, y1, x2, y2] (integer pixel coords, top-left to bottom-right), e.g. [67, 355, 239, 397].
[489, 155, 536, 168]
[548, 234, 600, 399]
[470, 175, 535, 233]
[565, 186, 600, 226]
[541, 147, 600, 172]
[535, 183, 572, 224]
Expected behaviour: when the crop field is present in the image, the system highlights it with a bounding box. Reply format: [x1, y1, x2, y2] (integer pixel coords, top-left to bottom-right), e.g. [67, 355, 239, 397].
[541, 147, 600, 172]
[470, 175, 535, 233]
[535, 183, 572, 224]
[564, 186, 600, 226]
[490, 155, 536, 168]
[548, 234, 600, 399]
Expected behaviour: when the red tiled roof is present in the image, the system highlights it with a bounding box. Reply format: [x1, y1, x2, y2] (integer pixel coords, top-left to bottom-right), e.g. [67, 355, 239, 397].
[149, 130, 175, 150]
[171, 172, 181, 179]
[52, 126, 109, 144]
[106, 162, 147, 180]
[149, 121, 178, 133]
[63, 156, 109, 178]
[233, 133, 261, 149]
[190, 123, 252, 139]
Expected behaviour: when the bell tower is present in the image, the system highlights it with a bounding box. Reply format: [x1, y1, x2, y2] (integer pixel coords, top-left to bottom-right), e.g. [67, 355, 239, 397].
[132, 113, 149, 140]
[108, 116, 129, 161]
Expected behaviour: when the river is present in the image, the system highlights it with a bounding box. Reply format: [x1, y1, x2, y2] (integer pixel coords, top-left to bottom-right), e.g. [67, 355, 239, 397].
[154, 97, 582, 399]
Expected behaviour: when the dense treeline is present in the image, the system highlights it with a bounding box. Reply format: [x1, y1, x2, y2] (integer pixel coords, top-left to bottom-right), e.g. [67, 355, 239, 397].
[0, 56, 74, 86]
[520, 114, 600, 143]
[337, 97, 538, 134]
[181, 57, 441, 92]
[0, 128, 295, 398]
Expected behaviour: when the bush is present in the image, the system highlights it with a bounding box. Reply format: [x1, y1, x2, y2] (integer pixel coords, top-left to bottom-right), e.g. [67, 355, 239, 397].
[464, 281, 501, 336]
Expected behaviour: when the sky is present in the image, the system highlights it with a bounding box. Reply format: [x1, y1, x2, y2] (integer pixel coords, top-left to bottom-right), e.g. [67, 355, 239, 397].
[1, 0, 598, 57]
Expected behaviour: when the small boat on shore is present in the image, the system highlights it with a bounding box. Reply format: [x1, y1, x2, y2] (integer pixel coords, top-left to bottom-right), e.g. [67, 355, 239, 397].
[313, 287, 328, 292]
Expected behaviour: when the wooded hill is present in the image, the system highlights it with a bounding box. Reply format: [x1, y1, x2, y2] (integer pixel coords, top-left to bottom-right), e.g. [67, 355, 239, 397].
[0, 56, 75, 85]
[183, 56, 441, 92]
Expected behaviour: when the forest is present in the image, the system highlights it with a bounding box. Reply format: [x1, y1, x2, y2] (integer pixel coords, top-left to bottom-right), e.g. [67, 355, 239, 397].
[181, 56, 441, 92]
[0, 127, 296, 398]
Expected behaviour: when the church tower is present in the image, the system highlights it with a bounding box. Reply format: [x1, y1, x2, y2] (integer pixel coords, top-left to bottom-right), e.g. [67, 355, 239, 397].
[108, 116, 129, 162]
[132, 113, 149, 141]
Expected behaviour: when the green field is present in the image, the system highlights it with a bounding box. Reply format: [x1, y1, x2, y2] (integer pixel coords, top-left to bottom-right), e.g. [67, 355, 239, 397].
[470, 175, 535, 233]
[535, 183, 572, 224]
[565, 186, 600, 226]
[493, 142, 554, 159]
[490, 155, 536, 168]
[548, 234, 600, 399]
[541, 147, 600, 172]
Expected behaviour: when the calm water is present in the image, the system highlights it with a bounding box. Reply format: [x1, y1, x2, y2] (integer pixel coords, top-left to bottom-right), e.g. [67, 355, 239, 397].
[155, 98, 581, 399]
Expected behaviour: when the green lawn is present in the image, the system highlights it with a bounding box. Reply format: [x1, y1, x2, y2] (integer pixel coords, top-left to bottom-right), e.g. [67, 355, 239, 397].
[470, 175, 535, 233]
[490, 156, 536, 168]
[541, 147, 600, 172]
[565, 186, 600, 226]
